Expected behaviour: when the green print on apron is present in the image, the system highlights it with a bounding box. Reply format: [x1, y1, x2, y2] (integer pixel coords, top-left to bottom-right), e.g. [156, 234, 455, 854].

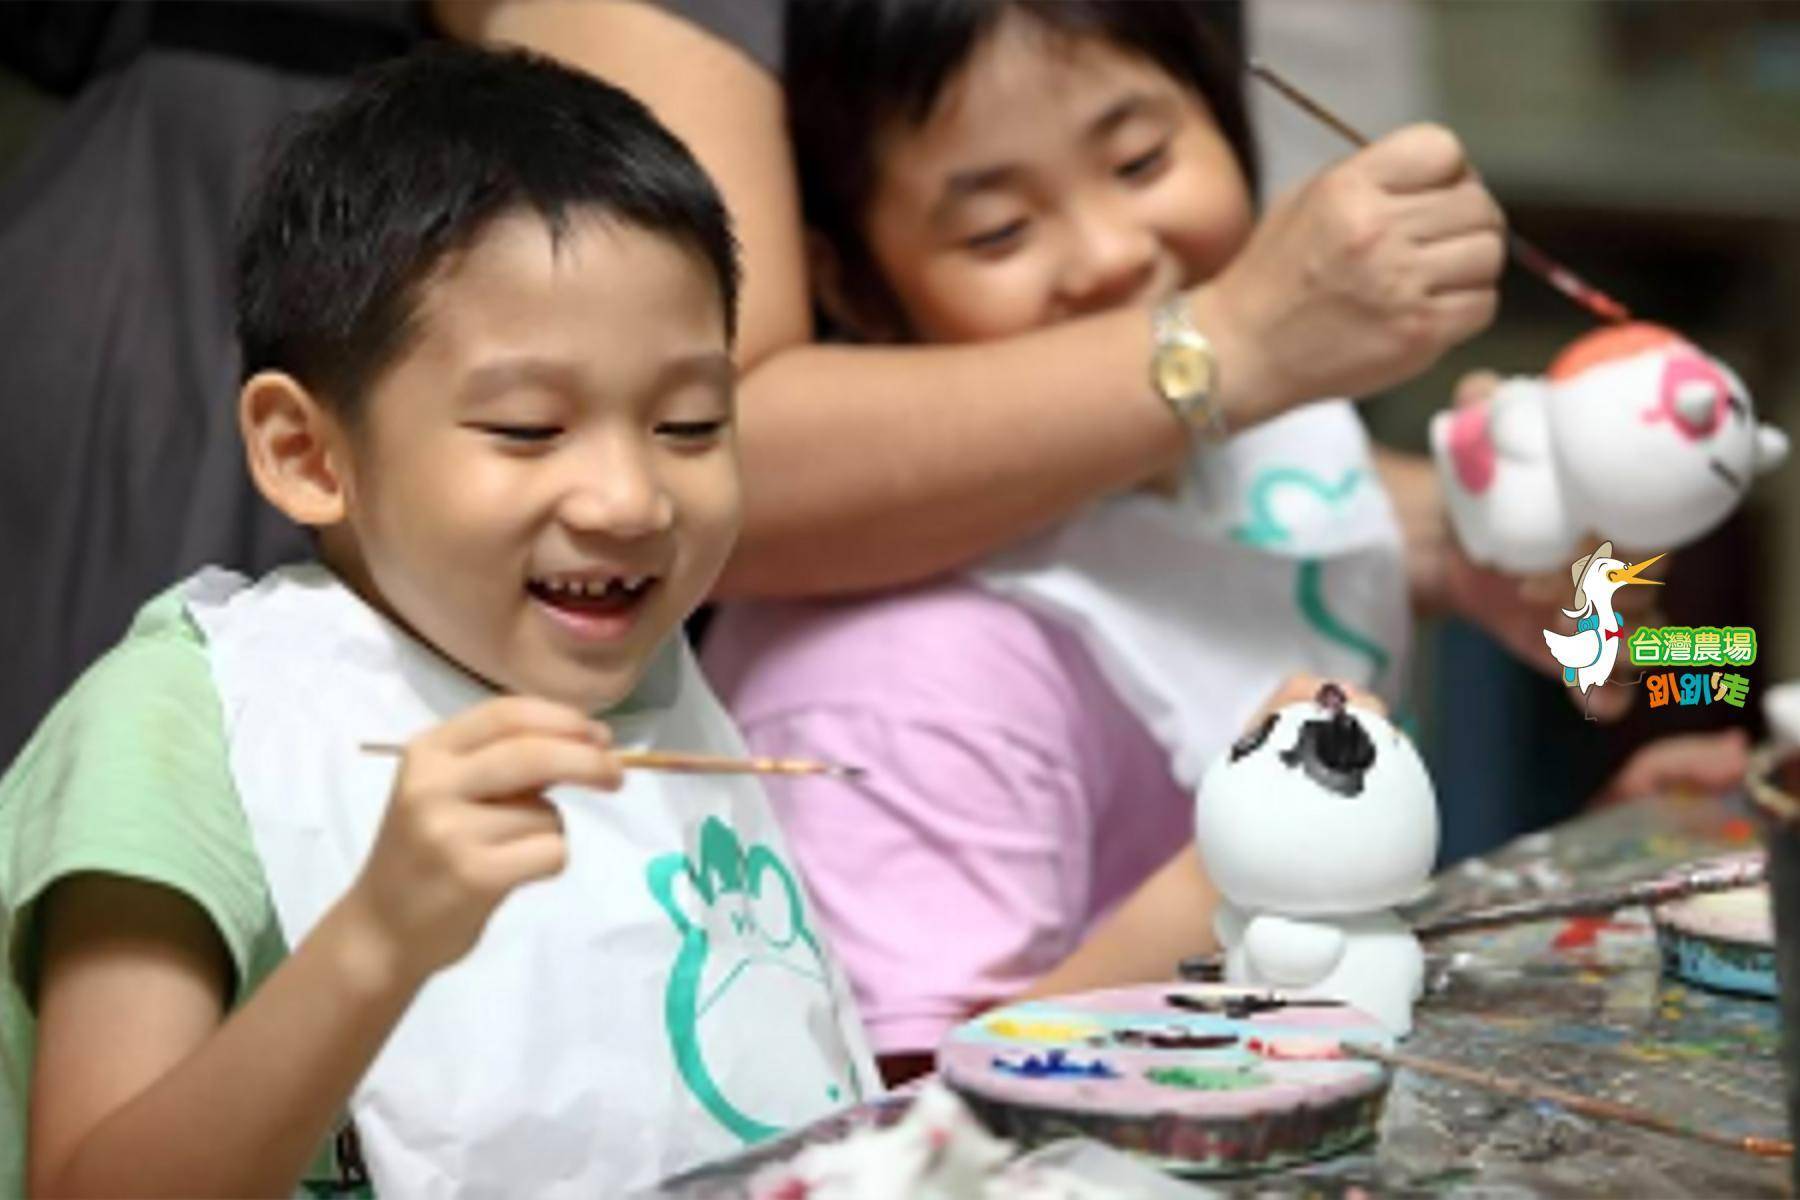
[185, 566, 878, 1197]
[648, 816, 862, 1144]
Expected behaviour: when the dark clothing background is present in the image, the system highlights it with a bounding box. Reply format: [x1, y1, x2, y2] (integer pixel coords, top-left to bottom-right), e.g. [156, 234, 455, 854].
[0, 2, 424, 764]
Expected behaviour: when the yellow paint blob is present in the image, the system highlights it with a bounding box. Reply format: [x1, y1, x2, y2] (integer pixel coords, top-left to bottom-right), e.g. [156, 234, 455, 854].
[984, 1017, 1103, 1044]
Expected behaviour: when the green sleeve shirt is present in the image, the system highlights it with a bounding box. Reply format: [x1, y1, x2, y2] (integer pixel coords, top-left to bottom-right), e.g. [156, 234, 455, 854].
[0, 587, 341, 1194]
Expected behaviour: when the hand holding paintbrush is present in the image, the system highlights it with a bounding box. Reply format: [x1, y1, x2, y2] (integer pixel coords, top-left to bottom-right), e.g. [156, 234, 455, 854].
[1248, 60, 1632, 326]
[1196, 103, 1507, 418]
[344, 696, 858, 980]
[347, 696, 625, 977]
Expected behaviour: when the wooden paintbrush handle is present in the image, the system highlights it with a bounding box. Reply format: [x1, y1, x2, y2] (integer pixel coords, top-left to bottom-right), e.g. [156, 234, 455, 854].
[1248, 58, 1631, 326]
[1416, 857, 1766, 939]
[359, 742, 859, 779]
[617, 751, 831, 776]
[1346, 1044, 1791, 1159]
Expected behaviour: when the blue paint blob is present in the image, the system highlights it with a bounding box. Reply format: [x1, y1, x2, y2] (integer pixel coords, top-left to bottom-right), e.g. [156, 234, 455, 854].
[991, 1049, 1119, 1080]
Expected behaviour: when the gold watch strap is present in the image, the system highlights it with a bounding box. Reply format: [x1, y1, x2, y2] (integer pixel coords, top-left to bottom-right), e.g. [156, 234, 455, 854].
[1151, 295, 1227, 440]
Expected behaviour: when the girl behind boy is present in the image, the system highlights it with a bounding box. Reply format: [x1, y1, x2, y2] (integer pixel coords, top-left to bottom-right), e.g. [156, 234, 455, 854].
[1, 46, 875, 1196]
[702, 0, 1502, 1079]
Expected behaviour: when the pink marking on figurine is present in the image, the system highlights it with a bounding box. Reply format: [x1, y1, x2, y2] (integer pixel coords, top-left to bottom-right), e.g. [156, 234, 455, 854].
[1644, 351, 1729, 441]
[1430, 322, 1790, 572]
[1444, 403, 1496, 494]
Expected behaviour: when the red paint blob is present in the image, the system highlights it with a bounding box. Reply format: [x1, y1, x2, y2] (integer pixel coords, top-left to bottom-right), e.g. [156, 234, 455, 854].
[1553, 915, 1629, 950]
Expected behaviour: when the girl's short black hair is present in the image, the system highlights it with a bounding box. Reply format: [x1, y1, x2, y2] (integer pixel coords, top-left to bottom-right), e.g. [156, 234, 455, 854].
[785, 0, 1259, 322]
[235, 44, 739, 415]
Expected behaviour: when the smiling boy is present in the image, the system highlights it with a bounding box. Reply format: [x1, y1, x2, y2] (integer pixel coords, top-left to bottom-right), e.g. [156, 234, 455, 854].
[0, 46, 873, 1196]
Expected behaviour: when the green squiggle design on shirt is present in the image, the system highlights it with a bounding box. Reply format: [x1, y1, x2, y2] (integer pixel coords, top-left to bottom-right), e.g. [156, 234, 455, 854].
[1298, 558, 1391, 686]
[1232, 467, 1364, 549]
[1230, 465, 1389, 688]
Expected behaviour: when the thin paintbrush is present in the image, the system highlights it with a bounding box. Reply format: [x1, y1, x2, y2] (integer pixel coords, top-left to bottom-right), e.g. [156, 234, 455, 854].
[359, 741, 865, 780]
[1342, 1041, 1792, 1159]
[1414, 855, 1766, 940]
[1248, 60, 1633, 326]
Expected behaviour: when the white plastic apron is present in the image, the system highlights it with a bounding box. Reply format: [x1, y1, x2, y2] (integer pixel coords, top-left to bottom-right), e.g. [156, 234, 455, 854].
[975, 402, 1410, 789]
[184, 565, 878, 1197]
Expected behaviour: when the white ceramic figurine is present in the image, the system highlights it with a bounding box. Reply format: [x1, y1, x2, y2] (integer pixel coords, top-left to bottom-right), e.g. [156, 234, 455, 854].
[1194, 683, 1438, 1035]
[1431, 323, 1788, 574]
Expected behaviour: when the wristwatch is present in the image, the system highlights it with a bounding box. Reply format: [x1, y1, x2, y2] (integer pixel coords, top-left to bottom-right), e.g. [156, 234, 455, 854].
[1150, 294, 1226, 439]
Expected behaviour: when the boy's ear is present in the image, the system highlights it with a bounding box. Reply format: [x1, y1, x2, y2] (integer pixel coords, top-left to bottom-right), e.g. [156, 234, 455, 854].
[805, 230, 904, 343]
[239, 371, 351, 528]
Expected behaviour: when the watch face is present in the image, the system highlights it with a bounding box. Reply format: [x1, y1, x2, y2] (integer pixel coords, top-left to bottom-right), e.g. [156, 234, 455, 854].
[1156, 343, 1215, 400]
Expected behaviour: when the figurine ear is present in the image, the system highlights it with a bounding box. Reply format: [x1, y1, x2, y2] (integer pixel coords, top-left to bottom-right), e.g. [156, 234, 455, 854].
[1755, 425, 1790, 475]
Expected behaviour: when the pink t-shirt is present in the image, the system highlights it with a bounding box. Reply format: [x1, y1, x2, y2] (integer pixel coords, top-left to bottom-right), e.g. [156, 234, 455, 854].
[700, 580, 1189, 1056]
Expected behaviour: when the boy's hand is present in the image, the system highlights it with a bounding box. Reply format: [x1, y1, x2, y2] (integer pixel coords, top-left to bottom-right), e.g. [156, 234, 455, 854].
[1207, 124, 1504, 411]
[344, 696, 623, 982]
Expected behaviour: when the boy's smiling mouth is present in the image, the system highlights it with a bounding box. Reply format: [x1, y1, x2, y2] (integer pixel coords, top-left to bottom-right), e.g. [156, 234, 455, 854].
[527, 570, 659, 642]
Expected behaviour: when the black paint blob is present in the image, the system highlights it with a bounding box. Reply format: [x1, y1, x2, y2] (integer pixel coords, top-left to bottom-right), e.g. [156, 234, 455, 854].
[1229, 713, 1279, 762]
[1166, 992, 1348, 1019]
[1278, 706, 1377, 798]
[1112, 1028, 1241, 1051]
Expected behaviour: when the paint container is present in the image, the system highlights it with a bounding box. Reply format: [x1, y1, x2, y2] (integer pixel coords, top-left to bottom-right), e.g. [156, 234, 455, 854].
[1652, 869, 1776, 998]
[938, 985, 1395, 1175]
[1748, 745, 1800, 1192]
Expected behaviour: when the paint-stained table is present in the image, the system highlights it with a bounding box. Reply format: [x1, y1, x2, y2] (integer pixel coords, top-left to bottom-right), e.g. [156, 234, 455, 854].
[659, 792, 1787, 1197]
[1277, 789, 1786, 1197]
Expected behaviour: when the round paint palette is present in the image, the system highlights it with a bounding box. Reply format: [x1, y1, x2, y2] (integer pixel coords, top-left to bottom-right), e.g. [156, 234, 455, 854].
[1654, 884, 1776, 999]
[936, 983, 1394, 1175]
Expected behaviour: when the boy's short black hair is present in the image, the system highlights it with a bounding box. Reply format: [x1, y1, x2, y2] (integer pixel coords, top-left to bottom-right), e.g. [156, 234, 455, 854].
[786, 0, 1258, 327]
[236, 44, 739, 415]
